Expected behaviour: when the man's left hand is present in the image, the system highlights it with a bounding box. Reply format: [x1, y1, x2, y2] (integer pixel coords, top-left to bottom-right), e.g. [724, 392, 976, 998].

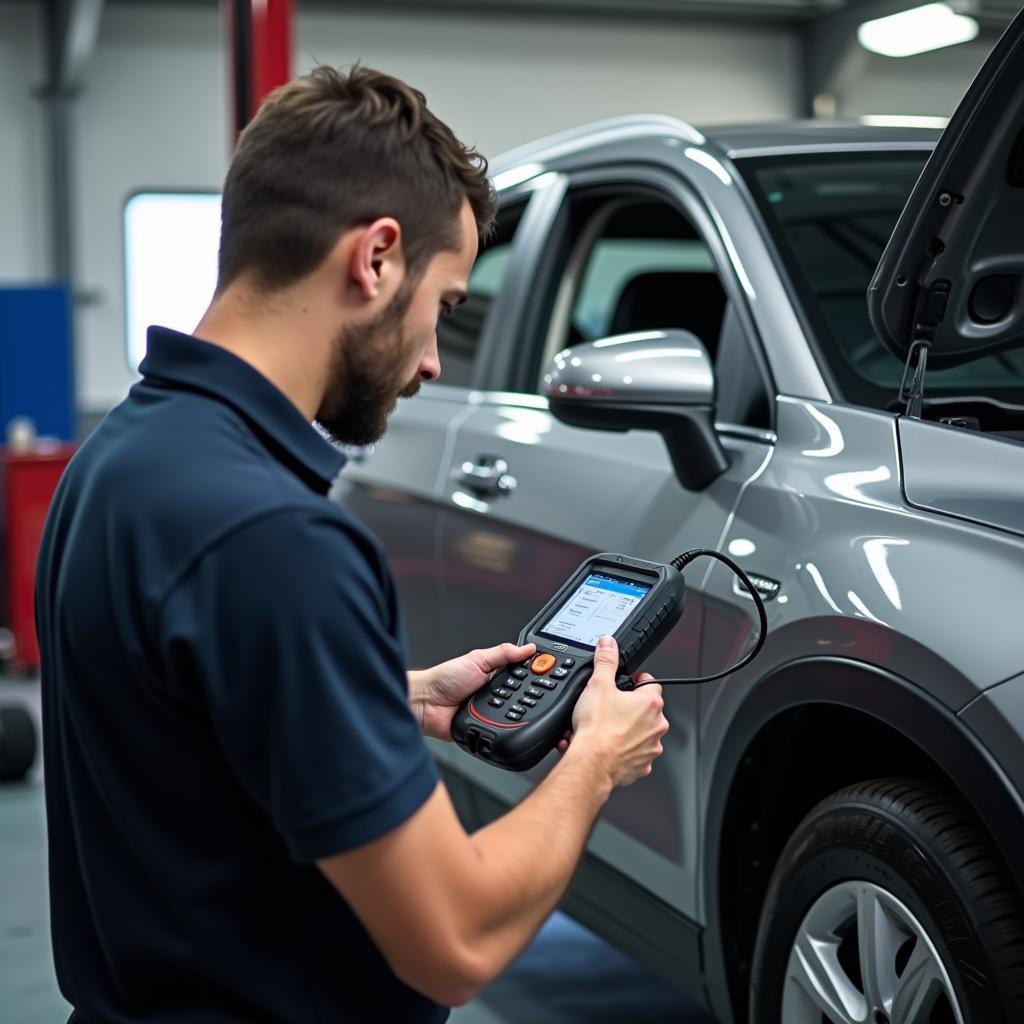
[409, 642, 536, 742]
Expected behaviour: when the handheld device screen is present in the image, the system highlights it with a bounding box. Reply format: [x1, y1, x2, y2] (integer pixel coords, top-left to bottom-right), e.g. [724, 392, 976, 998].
[537, 572, 652, 649]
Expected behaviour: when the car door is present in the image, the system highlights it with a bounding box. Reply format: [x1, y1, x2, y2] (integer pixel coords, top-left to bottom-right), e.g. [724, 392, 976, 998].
[433, 166, 777, 923]
[331, 185, 552, 669]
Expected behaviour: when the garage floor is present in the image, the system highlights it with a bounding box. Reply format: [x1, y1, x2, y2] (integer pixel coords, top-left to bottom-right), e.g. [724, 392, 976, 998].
[0, 678, 715, 1023]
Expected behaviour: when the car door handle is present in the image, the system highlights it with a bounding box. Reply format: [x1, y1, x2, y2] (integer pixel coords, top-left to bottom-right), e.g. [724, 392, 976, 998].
[450, 456, 517, 498]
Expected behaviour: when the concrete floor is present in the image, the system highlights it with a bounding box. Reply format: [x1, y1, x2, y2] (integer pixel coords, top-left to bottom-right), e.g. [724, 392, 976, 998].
[0, 677, 716, 1023]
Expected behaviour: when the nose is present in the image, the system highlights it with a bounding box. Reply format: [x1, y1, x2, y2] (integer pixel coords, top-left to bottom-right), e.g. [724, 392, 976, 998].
[419, 335, 441, 382]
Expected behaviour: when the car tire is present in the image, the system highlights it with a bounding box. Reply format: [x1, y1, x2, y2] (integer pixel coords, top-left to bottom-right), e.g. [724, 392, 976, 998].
[0, 705, 37, 782]
[749, 778, 1024, 1024]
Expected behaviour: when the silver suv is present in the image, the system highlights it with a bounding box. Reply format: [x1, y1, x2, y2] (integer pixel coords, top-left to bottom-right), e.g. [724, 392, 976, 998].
[334, 14, 1024, 1023]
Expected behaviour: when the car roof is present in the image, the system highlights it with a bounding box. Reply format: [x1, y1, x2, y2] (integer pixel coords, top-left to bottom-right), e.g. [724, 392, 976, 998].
[489, 114, 940, 179]
[698, 120, 943, 157]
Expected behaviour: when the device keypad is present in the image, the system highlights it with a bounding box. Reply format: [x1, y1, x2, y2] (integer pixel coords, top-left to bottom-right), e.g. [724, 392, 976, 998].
[477, 649, 583, 721]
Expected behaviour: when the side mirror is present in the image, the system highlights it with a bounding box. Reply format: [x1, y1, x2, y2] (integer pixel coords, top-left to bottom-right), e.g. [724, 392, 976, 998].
[542, 329, 729, 490]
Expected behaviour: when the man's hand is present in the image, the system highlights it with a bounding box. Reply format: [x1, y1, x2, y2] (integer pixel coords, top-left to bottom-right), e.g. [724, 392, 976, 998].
[409, 642, 536, 741]
[568, 635, 668, 788]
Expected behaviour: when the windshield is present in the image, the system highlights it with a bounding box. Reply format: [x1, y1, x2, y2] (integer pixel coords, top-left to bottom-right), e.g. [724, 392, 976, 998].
[744, 153, 1024, 409]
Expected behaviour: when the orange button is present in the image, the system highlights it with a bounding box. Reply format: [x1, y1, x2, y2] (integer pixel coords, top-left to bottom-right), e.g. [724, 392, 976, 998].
[531, 654, 557, 675]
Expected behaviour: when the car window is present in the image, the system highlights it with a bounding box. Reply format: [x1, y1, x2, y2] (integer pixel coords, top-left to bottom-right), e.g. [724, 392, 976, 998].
[536, 194, 771, 428]
[744, 153, 1024, 409]
[433, 202, 525, 389]
[571, 239, 715, 341]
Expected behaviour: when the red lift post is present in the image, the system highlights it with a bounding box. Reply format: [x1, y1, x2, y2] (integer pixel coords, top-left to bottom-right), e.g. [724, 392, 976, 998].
[223, 0, 294, 137]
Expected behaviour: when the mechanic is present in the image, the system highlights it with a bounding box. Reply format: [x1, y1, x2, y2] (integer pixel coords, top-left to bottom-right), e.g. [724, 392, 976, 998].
[36, 65, 669, 1024]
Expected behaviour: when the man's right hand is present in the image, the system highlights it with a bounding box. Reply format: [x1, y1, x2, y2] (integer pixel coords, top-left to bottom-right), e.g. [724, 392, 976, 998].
[570, 634, 669, 788]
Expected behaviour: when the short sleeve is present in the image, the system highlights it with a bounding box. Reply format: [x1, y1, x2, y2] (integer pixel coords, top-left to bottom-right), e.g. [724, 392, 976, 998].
[157, 508, 439, 862]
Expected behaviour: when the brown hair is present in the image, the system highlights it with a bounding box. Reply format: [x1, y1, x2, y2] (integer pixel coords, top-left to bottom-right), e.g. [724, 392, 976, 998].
[217, 64, 496, 293]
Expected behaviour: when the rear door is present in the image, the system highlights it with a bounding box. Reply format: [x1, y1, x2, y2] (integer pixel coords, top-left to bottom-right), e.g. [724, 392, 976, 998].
[433, 165, 776, 922]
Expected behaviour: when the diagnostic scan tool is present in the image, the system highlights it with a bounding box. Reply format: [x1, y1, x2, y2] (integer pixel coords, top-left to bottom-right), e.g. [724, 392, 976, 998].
[452, 549, 767, 772]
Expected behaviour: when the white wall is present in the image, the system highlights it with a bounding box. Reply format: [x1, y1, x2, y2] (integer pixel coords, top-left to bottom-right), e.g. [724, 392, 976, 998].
[2, 2, 993, 416]
[296, 9, 803, 156]
[71, 5, 804, 414]
[838, 36, 992, 118]
[0, 2, 48, 282]
[76, 3, 229, 413]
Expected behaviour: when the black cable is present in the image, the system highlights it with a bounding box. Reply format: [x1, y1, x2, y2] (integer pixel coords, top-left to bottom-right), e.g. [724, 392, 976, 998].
[621, 548, 769, 689]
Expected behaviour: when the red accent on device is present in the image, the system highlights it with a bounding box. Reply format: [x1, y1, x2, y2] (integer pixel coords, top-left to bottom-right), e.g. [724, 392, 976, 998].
[469, 703, 526, 730]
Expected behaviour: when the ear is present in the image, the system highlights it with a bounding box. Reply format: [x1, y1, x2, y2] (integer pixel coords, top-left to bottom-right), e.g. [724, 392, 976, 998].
[346, 217, 404, 302]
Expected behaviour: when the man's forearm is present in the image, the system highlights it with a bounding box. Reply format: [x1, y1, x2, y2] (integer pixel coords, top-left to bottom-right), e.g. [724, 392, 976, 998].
[461, 742, 612, 976]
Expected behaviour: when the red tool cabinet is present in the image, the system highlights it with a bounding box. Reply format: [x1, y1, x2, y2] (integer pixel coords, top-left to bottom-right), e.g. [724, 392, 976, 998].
[2, 445, 76, 672]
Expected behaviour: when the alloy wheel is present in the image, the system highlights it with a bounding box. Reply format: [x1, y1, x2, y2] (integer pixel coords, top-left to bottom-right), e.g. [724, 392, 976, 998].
[782, 880, 964, 1024]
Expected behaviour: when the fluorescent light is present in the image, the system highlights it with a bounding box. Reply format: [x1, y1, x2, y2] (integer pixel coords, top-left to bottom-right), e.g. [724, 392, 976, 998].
[858, 4, 979, 58]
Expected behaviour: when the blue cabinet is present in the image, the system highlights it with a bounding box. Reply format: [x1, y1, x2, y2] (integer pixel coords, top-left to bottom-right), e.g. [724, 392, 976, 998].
[0, 286, 75, 441]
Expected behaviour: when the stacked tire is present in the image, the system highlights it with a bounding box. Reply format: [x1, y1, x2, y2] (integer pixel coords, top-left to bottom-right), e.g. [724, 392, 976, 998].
[0, 705, 36, 781]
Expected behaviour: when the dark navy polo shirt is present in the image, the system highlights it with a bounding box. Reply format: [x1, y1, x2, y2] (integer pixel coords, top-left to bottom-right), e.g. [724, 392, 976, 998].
[36, 327, 444, 1023]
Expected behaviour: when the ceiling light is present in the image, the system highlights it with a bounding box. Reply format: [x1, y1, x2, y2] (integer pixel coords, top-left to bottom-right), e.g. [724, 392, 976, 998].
[858, 4, 979, 58]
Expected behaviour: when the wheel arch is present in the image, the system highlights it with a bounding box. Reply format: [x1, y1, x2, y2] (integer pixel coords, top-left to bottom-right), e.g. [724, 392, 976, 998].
[702, 656, 1024, 1024]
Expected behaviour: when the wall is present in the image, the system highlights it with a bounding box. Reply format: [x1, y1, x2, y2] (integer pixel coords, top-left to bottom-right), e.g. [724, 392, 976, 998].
[295, 9, 803, 156]
[71, 4, 805, 415]
[0, 2, 48, 283]
[75, 3, 229, 414]
[1, 3, 995, 417]
[838, 36, 992, 118]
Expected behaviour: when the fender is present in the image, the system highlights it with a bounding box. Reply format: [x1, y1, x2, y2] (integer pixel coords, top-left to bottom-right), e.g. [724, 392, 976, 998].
[701, 656, 1024, 1023]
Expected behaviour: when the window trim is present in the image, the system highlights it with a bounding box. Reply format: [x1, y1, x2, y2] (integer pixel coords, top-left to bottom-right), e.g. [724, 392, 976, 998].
[470, 173, 569, 393]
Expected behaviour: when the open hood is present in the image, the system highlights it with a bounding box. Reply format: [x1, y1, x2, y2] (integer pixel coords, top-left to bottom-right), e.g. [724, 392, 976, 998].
[868, 8, 1024, 370]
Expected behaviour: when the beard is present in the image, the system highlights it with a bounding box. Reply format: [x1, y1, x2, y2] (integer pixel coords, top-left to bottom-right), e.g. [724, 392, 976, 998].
[316, 283, 423, 447]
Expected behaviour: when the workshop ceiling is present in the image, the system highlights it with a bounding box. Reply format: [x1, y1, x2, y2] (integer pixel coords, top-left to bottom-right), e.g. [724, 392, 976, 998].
[8, 0, 1021, 29]
[247, 0, 1019, 30]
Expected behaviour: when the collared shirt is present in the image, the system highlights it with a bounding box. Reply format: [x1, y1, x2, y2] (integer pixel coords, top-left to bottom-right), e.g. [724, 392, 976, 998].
[36, 327, 444, 1023]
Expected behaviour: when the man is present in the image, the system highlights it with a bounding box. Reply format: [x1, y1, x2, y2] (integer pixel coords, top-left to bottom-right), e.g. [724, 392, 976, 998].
[37, 65, 669, 1023]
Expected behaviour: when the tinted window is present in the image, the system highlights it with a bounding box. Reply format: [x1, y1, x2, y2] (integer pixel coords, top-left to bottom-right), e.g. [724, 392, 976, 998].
[434, 203, 524, 388]
[746, 154, 1024, 408]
